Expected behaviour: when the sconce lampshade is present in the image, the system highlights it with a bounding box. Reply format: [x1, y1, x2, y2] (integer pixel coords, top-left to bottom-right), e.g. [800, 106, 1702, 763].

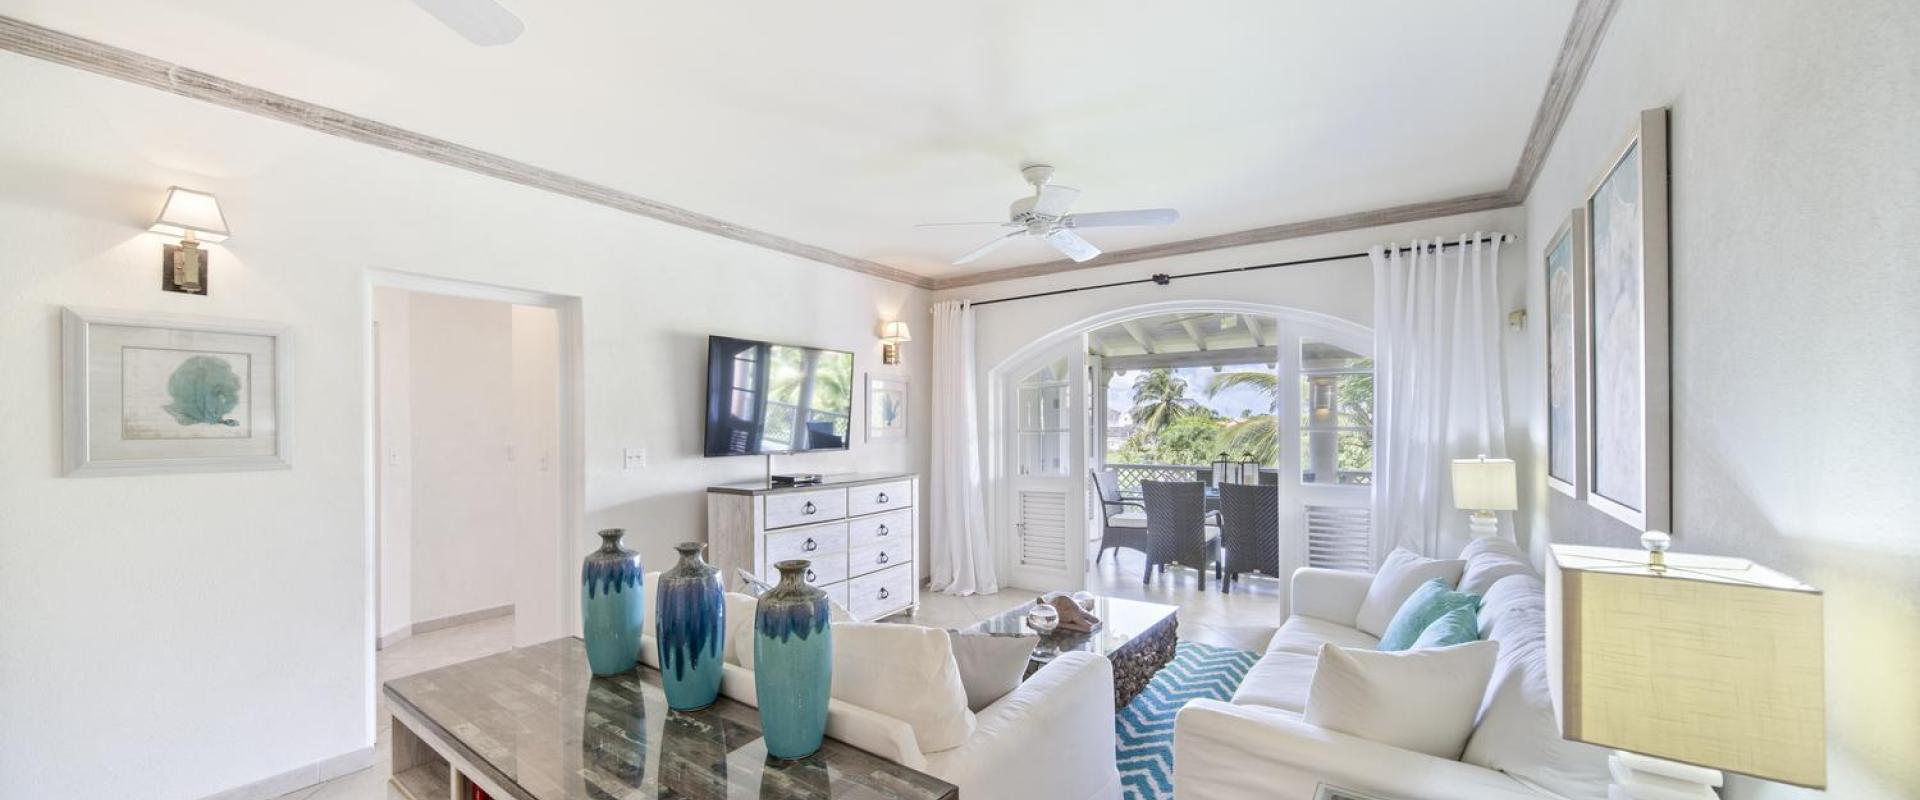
[1450, 456, 1517, 511]
[1546, 544, 1826, 788]
[148, 187, 230, 243]
[881, 321, 913, 343]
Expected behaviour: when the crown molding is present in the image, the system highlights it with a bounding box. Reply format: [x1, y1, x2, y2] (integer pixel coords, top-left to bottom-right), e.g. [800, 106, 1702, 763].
[0, 15, 935, 290]
[1505, 0, 1623, 201]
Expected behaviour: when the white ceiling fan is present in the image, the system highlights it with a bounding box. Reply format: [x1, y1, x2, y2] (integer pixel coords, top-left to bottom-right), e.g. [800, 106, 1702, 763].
[410, 0, 525, 46]
[920, 165, 1179, 265]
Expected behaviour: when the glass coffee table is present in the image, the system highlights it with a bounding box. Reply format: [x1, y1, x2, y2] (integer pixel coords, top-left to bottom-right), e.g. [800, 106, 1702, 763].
[960, 595, 1179, 709]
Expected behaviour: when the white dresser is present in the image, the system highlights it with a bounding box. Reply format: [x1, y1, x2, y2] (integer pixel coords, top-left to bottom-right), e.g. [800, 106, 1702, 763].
[706, 473, 918, 621]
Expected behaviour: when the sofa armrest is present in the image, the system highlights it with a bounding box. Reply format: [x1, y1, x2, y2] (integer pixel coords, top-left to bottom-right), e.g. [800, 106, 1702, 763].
[923, 652, 1120, 800]
[1290, 567, 1373, 626]
[1173, 700, 1543, 800]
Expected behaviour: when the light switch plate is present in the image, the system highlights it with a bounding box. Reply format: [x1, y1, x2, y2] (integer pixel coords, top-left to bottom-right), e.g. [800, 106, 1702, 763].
[623, 447, 647, 470]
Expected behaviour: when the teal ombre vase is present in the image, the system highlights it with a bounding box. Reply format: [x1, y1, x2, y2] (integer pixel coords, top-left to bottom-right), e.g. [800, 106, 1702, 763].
[656, 541, 725, 711]
[581, 528, 644, 676]
[753, 559, 833, 760]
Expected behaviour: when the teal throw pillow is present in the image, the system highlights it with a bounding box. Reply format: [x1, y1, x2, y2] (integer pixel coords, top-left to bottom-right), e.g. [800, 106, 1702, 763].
[1410, 605, 1481, 649]
[1376, 579, 1480, 651]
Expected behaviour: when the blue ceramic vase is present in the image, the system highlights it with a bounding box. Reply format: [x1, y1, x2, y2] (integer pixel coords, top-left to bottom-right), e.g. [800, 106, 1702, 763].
[753, 559, 833, 760]
[581, 528, 644, 676]
[655, 542, 725, 710]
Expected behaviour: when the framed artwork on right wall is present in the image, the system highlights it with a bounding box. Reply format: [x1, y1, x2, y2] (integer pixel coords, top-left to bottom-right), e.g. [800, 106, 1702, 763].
[1584, 106, 1671, 531]
[1545, 210, 1589, 498]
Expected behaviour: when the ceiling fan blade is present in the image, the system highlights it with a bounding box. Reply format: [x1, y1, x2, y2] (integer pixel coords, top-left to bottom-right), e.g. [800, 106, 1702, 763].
[1043, 228, 1102, 262]
[411, 0, 525, 46]
[1031, 184, 1081, 217]
[954, 231, 1024, 265]
[913, 221, 1014, 228]
[1062, 208, 1180, 228]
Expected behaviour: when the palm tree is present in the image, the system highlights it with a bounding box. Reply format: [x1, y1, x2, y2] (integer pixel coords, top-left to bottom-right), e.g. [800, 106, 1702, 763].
[1208, 370, 1279, 465]
[1129, 369, 1197, 435]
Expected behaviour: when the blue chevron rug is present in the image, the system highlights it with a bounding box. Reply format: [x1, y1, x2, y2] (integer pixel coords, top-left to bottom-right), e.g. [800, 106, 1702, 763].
[1115, 640, 1260, 800]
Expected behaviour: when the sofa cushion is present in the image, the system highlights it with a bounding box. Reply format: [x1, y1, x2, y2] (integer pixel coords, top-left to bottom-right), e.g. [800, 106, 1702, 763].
[1265, 616, 1381, 656]
[1355, 548, 1466, 637]
[1304, 641, 1498, 760]
[1377, 579, 1481, 651]
[1230, 651, 1317, 712]
[1461, 578, 1611, 800]
[831, 623, 977, 754]
[1411, 606, 1480, 649]
[1458, 537, 1536, 596]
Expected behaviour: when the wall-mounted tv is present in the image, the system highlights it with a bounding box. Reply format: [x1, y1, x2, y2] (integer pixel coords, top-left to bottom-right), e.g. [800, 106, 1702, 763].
[704, 335, 855, 457]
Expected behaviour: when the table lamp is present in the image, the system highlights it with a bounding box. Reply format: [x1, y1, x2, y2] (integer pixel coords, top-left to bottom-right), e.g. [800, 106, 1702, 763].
[1546, 533, 1826, 798]
[1450, 455, 1516, 538]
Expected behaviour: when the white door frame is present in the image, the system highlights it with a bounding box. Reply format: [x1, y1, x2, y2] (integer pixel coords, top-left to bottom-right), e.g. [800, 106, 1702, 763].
[983, 299, 1370, 595]
[361, 269, 587, 657]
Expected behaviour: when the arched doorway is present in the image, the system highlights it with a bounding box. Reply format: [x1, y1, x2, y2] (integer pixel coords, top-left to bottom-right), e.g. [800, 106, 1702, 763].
[985, 300, 1373, 603]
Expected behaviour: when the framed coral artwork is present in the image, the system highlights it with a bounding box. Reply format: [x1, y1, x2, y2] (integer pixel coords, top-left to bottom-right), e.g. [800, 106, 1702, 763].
[62, 307, 290, 476]
[865, 373, 908, 442]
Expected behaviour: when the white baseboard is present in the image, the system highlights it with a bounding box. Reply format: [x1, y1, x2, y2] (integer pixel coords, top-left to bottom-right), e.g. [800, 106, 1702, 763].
[200, 745, 375, 800]
[412, 603, 512, 635]
[377, 625, 412, 650]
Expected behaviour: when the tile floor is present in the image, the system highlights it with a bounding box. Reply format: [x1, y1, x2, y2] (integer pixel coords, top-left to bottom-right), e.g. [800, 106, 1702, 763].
[281, 552, 1279, 799]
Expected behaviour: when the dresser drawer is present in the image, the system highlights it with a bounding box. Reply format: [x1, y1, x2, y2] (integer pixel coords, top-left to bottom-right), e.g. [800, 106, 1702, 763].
[848, 563, 915, 620]
[765, 522, 847, 565]
[765, 488, 848, 529]
[848, 508, 912, 550]
[849, 540, 910, 578]
[767, 552, 849, 589]
[847, 480, 912, 517]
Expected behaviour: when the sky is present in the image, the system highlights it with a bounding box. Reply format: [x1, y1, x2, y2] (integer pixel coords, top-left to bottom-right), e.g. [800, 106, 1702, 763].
[1106, 364, 1276, 424]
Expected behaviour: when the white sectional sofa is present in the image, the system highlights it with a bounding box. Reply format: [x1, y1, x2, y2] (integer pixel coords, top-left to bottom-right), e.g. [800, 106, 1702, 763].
[1173, 538, 1610, 800]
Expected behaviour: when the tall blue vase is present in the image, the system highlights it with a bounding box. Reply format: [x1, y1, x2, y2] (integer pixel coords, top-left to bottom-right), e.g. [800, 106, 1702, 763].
[753, 559, 833, 760]
[656, 541, 725, 710]
[581, 528, 644, 676]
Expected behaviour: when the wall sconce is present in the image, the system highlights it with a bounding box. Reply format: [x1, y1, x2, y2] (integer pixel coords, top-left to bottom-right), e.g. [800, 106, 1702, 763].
[880, 321, 912, 365]
[148, 187, 229, 295]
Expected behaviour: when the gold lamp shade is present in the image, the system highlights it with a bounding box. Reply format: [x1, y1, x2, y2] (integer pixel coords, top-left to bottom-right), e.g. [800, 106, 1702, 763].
[1546, 543, 1826, 788]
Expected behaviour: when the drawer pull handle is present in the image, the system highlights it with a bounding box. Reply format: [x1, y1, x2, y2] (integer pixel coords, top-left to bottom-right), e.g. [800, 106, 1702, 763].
[802, 501, 817, 515]
[878, 587, 891, 600]
[805, 568, 817, 583]
[877, 492, 889, 504]
[877, 524, 890, 537]
[803, 537, 817, 552]
[877, 552, 890, 565]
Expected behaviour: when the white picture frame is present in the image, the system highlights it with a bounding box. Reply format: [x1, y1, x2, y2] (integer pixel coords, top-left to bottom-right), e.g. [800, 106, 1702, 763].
[63, 307, 291, 476]
[1545, 210, 1589, 499]
[1583, 107, 1670, 531]
[866, 373, 908, 442]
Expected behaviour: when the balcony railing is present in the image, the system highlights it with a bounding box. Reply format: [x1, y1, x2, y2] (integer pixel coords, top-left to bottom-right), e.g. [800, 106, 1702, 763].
[1103, 462, 1371, 492]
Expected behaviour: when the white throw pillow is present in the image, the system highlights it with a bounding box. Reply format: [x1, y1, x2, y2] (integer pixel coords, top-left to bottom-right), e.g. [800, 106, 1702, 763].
[723, 592, 760, 668]
[1355, 548, 1466, 637]
[946, 630, 1037, 711]
[1457, 537, 1535, 596]
[832, 623, 977, 753]
[1303, 641, 1498, 760]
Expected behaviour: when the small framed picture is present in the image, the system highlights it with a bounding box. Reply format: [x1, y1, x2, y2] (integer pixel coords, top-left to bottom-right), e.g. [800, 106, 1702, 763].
[1583, 107, 1670, 531]
[1544, 210, 1589, 499]
[866, 374, 908, 442]
[63, 307, 290, 476]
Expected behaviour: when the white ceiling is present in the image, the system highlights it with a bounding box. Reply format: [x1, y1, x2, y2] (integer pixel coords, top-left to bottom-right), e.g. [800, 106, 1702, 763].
[1, 1, 1575, 279]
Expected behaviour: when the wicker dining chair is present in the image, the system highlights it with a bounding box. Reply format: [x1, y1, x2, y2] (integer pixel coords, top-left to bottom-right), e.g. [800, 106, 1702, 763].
[1091, 469, 1149, 564]
[1140, 480, 1223, 589]
[1216, 482, 1280, 594]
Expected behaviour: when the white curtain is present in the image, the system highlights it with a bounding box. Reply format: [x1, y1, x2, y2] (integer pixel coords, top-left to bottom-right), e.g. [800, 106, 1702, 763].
[1370, 233, 1511, 559]
[928, 300, 999, 595]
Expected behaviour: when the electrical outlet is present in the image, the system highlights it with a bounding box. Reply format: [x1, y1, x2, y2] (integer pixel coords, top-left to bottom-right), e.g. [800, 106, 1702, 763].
[623, 447, 647, 471]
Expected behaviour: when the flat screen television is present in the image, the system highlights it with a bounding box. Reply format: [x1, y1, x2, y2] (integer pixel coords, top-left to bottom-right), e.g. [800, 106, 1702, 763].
[704, 335, 855, 457]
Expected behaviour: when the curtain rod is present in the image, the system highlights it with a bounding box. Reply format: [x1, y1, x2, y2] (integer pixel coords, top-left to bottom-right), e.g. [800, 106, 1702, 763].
[967, 233, 1515, 308]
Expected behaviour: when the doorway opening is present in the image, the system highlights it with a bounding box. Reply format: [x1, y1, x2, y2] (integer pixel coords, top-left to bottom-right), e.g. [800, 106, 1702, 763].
[366, 272, 584, 702]
[988, 300, 1373, 626]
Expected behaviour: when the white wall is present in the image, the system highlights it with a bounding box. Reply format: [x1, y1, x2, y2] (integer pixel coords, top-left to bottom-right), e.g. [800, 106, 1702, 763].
[405, 292, 518, 624]
[373, 288, 413, 643]
[0, 54, 930, 799]
[1510, 1, 1919, 797]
